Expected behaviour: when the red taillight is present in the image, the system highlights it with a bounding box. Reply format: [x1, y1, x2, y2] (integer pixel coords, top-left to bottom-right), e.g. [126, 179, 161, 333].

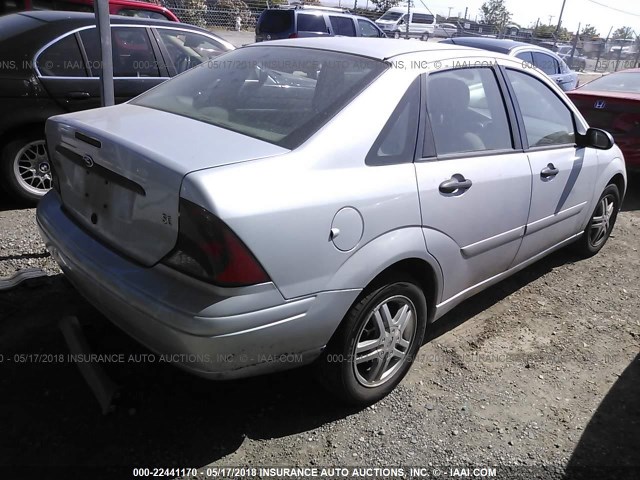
[162, 198, 269, 287]
[288, 33, 298, 38]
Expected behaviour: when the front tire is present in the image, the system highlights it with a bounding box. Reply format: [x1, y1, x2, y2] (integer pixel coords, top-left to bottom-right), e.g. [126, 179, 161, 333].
[574, 184, 620, 257]
[393, 31, 401, 39]
[421, 33, 430, 41]
[0, 132, 52, 204]
[317, 277, 427, 405]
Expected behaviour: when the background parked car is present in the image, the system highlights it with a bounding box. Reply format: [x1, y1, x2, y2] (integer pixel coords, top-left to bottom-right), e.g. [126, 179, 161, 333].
[0, 0, 179, 21]
[568, 69, 640, 171]
[0, 11, 233, 203]
[255, 5, 385, 42]
[375, 6, 435, 40]
[557, 45, 587, 72]
[432, 22, 457, 38]
[441, 37, 579, 91]
[38, 38, 625, 405]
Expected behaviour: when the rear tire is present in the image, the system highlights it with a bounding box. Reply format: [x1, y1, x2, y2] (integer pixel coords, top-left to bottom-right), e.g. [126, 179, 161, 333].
[393, 31, 401, 39]
[317, 277, 427, 405]
[574, 184, 620, 257]
[0, 132, 51, 205]
[421, 33, 429, 41]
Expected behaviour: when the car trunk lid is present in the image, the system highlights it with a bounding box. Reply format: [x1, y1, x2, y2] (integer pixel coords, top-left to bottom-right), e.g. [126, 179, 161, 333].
[569, 90, 640, 134]
[47, 104, 288, 266]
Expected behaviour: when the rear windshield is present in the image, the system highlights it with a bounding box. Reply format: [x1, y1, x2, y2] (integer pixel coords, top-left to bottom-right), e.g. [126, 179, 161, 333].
[580, 72, 640, 94]
[257, 10, 293, 34]
[132, 46, 387, 149]
[379, 11, 403, 21]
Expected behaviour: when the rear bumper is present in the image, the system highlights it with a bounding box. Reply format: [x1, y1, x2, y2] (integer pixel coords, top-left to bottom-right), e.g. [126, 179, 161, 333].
[37, 192, 359, 379]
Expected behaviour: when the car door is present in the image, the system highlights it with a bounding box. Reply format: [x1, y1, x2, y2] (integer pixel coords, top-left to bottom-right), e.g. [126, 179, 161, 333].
[414, 64, 532, 303]
[503, 67, 598, 265]
[328, 15, 356, 37]
[78, 25, 169, 104]
[531, 50, 576, 91]
[35, 31, 101, 112]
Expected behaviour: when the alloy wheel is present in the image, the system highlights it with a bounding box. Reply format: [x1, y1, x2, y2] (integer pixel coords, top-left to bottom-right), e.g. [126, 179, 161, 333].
[352, 295, 417, 388]
[589, 193, 616, 248]
[13, 140, 52, 196]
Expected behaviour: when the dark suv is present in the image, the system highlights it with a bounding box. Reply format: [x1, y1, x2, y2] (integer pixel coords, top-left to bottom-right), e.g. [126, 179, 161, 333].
[0, 11, 233, 202]
[255, 6, 385, 42]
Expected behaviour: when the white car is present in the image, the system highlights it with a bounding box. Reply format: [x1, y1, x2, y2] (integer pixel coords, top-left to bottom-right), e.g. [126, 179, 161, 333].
[433, 23, 457, 38]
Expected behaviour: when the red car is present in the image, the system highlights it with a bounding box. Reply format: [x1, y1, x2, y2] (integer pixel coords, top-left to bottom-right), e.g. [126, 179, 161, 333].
[568, 69, 640, 170]
[0, 0, 179, 22]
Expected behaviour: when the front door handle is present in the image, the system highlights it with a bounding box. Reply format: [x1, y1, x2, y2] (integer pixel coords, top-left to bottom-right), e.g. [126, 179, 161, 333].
[541, 164, 560, 178]
[439, 176, 473, 194]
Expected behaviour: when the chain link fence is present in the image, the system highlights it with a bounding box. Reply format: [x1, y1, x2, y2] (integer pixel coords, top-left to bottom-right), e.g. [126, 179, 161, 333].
[153, 1, 640, 73]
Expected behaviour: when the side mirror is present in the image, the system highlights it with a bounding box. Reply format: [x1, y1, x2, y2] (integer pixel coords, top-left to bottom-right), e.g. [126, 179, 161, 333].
[580, 127, 614, 150]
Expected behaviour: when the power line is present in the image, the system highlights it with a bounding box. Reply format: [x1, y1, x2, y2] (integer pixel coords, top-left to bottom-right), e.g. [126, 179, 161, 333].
[584, 0, 640, 17]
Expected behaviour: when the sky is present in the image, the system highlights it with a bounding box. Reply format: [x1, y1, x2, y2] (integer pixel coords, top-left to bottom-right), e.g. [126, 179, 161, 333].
[322, 0, 640, 36]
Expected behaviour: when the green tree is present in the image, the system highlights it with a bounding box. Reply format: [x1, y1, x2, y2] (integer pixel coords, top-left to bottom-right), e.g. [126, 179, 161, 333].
[581, 24, 599, 39]
[613, 26, 634, 40]
[370, 0, 400, 14]
[479, 0, 511, 29]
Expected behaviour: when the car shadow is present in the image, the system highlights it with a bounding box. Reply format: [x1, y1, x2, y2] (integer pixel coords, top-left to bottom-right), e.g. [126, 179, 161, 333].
[0, 246, 624, 476]
[621, 170, 640, 212]
[425, 247, 575, 343]
[0, 275, 359, 477]
[564, 354, 640, 479]
[0, 190, 31, 212]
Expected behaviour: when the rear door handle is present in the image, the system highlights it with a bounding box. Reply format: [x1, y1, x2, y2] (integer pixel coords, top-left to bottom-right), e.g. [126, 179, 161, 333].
[66, 91, 90, 99]
[439, 176, 473, 194]
[540, 164, 560, 178]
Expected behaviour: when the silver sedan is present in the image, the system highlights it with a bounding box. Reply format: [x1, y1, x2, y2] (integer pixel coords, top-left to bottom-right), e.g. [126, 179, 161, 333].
[37, 38, 626, 405]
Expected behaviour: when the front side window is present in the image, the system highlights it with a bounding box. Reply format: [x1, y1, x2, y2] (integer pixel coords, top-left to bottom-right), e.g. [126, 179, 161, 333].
[80, 27, 160, 77]
[358, 19, 381, 37]
[506, 69, 575, 147]
[132, 47, 387, 149]
[157, 29, 228, 74]
[532, 52, 559, 75]
[329, 16, 355, 36]
[297, 13, 327, 33]
[425, 67, 513, 156]
[37, 34, 86, 77]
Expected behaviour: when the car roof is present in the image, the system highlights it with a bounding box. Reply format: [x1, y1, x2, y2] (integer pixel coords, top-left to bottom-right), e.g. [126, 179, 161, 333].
[12, 10, 187, 28]
[441, 37, 537, 53]
[246, 37, 478, 60]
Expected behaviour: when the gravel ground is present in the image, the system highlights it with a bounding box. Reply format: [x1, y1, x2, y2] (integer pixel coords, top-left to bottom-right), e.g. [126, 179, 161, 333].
[0, 174, 639, 480]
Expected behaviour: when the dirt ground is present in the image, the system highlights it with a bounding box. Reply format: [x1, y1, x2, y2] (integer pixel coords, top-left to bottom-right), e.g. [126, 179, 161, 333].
[0, 173, 638, 480]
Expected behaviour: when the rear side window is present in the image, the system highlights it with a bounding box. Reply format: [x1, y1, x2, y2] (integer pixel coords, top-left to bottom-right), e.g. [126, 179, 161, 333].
[329, 16, 355, 36]
[132, 46, 387, 149]
[297, 13, 327, 33]
[366, 77, 420, 165]
[506, 69, 575, 147]
[532, 52, 559, 75]
[37, 34, 86, 77]
[425, 68, 513, 156]
[515, 51, 533, 66]
[257, 10, 293, 34]
[80, 27, 160, 77]
[412, 13, 434, 24]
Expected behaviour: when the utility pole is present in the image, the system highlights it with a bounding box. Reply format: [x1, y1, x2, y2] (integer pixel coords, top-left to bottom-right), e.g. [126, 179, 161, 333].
[448, 6, 453, 18]
[464, 7, 468, 19]
[406, 0, 411, 39]
[548, 15, 555, 26]
[554, 0, 567, 47]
